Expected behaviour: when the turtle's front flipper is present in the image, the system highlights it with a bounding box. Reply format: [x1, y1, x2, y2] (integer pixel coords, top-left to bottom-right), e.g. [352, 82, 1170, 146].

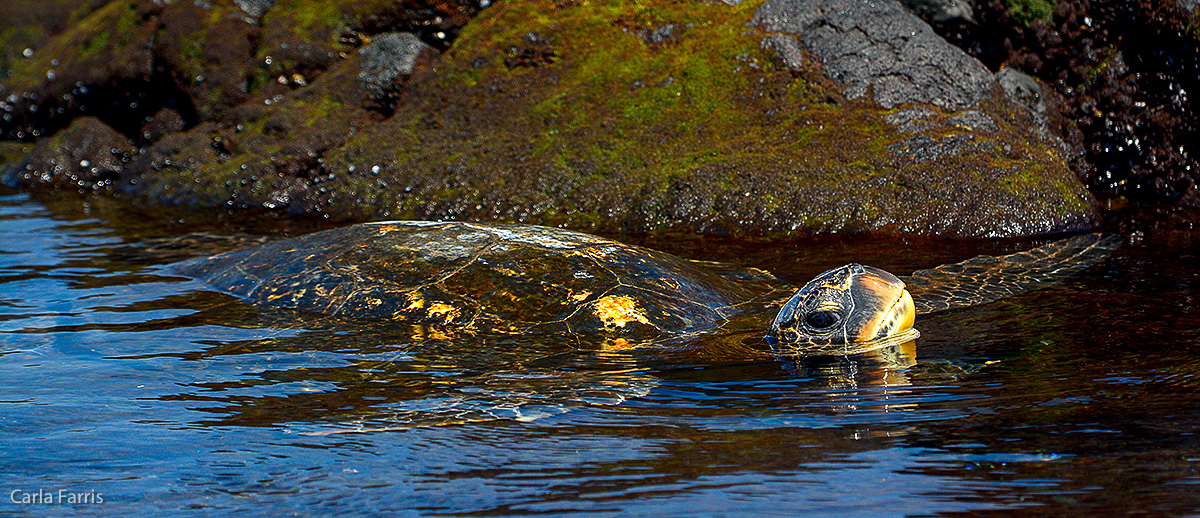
[903, 233, 1122, 315]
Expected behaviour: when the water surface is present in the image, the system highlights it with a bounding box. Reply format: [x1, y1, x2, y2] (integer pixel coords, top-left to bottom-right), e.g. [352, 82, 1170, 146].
[2, 188, 1199, 516]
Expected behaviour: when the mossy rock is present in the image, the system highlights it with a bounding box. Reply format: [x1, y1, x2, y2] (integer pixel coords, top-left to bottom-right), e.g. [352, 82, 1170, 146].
[3, 0, 1099, 237]
[0, 0, 111, 78]
[0, 141, 30, 169]
[1005, 0, 1055, 27]
[153, 0, 1086, 236]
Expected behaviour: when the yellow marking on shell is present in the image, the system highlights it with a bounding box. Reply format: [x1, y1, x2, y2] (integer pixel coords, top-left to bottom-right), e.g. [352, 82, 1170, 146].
[405, 292, 425, 310]
[592, 295, 651, 328]
[428, 303, 459, 322]
[275, 287, 307, 302]
[570, 289, 593, 302]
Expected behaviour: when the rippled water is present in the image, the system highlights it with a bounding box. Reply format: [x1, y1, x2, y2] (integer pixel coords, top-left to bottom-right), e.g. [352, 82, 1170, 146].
[3, 187, 1200, 516]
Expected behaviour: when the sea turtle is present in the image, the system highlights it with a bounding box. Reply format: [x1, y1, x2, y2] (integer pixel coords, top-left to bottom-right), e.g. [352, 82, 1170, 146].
[172, 221, 1120, 354]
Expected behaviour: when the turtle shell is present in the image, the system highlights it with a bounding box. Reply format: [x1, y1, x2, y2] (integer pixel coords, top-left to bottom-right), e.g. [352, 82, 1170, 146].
[173, 221, 782, 338]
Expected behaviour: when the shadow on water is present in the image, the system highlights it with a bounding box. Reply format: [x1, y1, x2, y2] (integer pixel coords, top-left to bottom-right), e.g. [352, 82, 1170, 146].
[4, 186, 1200, 515]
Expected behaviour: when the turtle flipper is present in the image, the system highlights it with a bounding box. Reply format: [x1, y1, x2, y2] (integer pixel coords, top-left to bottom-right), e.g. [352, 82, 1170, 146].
[903, 233, 1122, 315]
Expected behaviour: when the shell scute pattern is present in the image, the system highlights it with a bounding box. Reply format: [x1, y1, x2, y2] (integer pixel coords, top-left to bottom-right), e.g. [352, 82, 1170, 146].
[442, 241, 610, 327]
[173, 221, 778, 337]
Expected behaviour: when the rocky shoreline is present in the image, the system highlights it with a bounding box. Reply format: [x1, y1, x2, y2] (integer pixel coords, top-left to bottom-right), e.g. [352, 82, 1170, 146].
[2, 0, 1195, 236]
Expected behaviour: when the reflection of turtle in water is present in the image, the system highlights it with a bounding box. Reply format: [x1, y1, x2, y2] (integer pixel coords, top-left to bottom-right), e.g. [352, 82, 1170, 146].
[173, 221, 1120, 354]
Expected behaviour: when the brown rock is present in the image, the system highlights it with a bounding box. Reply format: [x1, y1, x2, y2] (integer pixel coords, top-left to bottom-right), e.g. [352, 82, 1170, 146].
[2, 116, 132, 192]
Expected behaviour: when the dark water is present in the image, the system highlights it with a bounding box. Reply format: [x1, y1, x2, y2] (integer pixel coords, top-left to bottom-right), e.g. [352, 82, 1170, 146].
[2, 188, 1200, 516]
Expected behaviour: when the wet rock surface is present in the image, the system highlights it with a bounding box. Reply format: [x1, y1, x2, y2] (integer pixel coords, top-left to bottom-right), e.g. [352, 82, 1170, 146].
[0, 0, 1119, 237]
[358, 32, 436, 93]
[1, 116, 132, 192]
[932, 0, 1200, 207]
[357, 32, 439, 112]
[753, 0, 994, 110]
[899, 0, 975, 23]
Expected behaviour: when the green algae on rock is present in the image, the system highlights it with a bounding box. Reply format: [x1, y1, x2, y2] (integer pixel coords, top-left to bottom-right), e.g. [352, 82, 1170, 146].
[2, 0, 1098, 237]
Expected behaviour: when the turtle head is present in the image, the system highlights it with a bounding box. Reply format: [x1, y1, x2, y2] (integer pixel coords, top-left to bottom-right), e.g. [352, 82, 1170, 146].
[768, 264, 917, 354]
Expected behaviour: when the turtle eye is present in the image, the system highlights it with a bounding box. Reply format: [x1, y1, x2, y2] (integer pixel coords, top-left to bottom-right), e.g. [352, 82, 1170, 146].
[805, 310, 841, 330]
